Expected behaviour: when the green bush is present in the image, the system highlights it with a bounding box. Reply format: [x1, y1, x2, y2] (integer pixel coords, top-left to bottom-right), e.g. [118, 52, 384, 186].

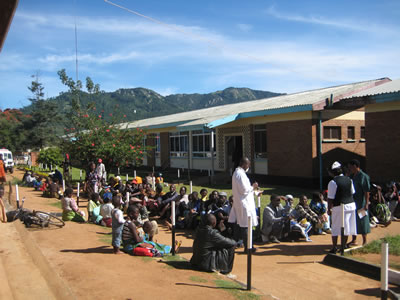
[38, 147, 63, 167]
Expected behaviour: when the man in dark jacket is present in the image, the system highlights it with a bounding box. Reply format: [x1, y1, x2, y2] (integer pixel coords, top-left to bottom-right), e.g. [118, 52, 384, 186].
[191, 214, 236, 274]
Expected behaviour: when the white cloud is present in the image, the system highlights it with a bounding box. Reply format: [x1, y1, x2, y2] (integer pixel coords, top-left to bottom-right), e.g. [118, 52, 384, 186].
[265, 6, 399, 36]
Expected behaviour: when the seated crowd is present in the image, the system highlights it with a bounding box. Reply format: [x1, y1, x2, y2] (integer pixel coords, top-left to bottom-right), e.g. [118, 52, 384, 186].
[23, 160, 400, 262]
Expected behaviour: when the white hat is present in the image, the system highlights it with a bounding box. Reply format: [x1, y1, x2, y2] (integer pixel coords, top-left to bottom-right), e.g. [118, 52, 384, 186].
[116, 176, 121, 181]
[285, 194, 293, 200]
[331, 161, 341, 170]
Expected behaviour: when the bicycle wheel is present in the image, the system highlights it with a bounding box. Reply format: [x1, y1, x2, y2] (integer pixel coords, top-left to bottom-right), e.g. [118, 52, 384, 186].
[34, 211, 65, 228]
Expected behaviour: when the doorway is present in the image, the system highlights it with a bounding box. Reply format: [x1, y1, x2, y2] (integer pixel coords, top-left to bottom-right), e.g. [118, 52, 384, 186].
[226, 135, 243, 171]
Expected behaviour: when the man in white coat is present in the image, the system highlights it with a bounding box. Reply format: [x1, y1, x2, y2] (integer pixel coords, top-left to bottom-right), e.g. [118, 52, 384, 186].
[229, 157, 259, 252]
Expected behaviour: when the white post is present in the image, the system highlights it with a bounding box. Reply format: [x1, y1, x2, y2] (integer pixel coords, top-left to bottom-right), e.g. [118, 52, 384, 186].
[152, 177, 156, 190]
[126, 192, 130, 204]
[134, 170, 137, 179]
[257, 195, 261, 209]
[50, 164, 53, 171]
[62, 180, 65, 192]
[56, 165, 58, 170]
[118, 167, 120, 175]
[79, 169, 82, 180]
[77, 182, 80, 197]
[177, 169, 180, 178]
[190, 181, 193, 194]
[94, 184, 98, 193]
[126, 174, 129, 182]
[171, 201, 176, 226]
[381, 242, 389, 299]
[45, 164, 48, 170]
[247, 216, 252, 250]
[341, 204, 345, 228]
[15, 184, 19, 201]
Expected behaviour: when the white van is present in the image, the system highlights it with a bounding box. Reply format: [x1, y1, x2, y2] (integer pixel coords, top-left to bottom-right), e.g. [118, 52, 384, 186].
[0, 149, 14, 173]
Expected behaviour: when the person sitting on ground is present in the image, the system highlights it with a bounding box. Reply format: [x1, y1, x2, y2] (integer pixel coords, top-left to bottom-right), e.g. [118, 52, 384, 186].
[88, 193, 103, 224]
[23, 171, 35, 187]
[112, 195, 125, 254]
[184, 192, 202, 229]
[122, 205, 163, 257]
[261, 194, 288, 243]
[369, 184, 391, 226]
[384, 182, 399, 221]
[0, 186, 7, 223]
[142, 220, 174, 255]
[204, 190, 219, 212]
[61, 187, 85, 222]
[295, 195, 321, 234]
[100, 193, 114, 227]
[282, 195, 312, 242]
[200, 188, 208, 202]
[209, 192, 231, 235]
[191, 214, 236, 275]
[310, 192, 331, 234]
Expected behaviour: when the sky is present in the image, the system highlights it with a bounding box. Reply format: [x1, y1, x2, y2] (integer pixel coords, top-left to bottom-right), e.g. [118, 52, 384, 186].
[1, 0, 400, 109]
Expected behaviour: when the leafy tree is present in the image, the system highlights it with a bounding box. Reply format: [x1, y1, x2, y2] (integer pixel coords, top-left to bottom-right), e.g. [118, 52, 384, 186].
[0, 109, 30, 152]
[23, 72, 58, 150]
[37, 147, 63, 167]
[58, 69, 150, 172]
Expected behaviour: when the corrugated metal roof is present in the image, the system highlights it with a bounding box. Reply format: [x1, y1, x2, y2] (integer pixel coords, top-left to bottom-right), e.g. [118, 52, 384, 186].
[124, 78, 388, 130]
[342, 78, 400, 99]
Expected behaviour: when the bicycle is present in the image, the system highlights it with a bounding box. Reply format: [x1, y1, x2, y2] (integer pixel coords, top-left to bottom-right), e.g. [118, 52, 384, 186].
[7, 198, 65, 228]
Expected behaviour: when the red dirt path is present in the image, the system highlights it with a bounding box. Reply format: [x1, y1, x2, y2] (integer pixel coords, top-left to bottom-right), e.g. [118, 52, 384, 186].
[3, 169, 400, 299]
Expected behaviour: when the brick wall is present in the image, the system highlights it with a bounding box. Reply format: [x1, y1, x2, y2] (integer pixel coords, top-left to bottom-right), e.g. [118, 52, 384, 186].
[267, 119, 314, 178]
[365, 110, 400, 182]
[160, 132, 170, 169]
[319, 119, 366, 170]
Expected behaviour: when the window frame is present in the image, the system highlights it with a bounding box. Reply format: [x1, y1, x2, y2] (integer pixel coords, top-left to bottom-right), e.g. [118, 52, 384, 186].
[323, 126, 342, 141]
[254, 124, 267, 159]
[170, 132, 188, 157]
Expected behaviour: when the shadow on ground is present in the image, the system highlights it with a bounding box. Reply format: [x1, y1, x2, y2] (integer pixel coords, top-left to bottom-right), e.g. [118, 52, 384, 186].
[60, 245, 113, 254]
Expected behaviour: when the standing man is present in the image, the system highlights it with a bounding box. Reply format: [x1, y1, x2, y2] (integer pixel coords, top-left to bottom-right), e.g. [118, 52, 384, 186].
[347, 159, 371, 246]
[327, 161, 357, 254]
[229, 157, 258, 252]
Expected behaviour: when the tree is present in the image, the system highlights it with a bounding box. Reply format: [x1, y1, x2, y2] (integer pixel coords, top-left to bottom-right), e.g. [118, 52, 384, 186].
[23, 72, 58, 150]
[58, 69, 150, 172]
[37, 147, 63, 167]
[0, 109, 29, 152]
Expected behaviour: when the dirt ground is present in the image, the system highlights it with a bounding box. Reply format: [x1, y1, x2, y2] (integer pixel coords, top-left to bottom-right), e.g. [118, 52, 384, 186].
[2, 169, 400, 299]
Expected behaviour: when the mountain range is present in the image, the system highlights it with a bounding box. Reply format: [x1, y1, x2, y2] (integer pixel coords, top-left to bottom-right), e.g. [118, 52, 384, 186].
[24, 87, 283, 122]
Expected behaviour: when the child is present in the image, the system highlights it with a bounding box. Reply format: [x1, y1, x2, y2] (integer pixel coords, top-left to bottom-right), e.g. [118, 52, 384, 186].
[61, 187, 86, 222]
[0, 186, 6, 223]
[88, 193, 103, 224]
[100, 193, 114, 227]
[111, 195, 125, 254]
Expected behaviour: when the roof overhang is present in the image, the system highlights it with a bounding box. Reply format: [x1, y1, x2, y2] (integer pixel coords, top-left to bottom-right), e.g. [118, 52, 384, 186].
[0, 0, 19, 53]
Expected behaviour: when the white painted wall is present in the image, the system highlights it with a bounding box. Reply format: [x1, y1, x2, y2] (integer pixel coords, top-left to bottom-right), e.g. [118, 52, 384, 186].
[254, 159, 268, 175]
[170, 157, 188, 169]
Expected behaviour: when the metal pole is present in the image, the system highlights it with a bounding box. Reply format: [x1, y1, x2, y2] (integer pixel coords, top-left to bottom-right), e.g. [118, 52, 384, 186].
[247, 216, 252, 291]
[77, 182, 80, 206]
[171, 201, 176, 256]
[340, 204, 345, 256]
[381, 242, 389, 300]
[211, 131, 215, 183]
[318, 111, 323, 191]
[134, 170, 137, 179]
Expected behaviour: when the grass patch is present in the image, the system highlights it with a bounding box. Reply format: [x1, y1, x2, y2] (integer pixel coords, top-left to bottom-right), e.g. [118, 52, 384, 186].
[10, 177, 22, 185]
[189, 276, 207, 283]
[140, 256, 153, 263]
[214, 279, 260, 300]
[162, 254, 186, 262]
[351, 235, 400, 256]
[98, 236, 112, 245]
[48, 200, 62, 209]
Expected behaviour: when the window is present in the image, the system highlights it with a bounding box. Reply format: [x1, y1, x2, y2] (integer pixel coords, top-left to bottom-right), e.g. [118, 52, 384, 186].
[192, 130, 215, 158]
[323, 126, 341, 140]
[347, 126, 355, 140]
[254, 125, 267, 159]
[361, 126, 365, 139]
[155, 134, 160, 157]
[170, 132, 188, 157]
